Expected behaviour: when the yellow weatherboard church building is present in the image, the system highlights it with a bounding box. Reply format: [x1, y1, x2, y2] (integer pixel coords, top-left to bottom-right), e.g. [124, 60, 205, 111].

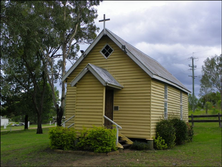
[62, 28, 190, 146]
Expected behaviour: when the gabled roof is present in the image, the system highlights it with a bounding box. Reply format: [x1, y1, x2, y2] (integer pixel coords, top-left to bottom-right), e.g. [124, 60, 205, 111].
[70, 63, 123, 90]
[63, 28, 190, 93]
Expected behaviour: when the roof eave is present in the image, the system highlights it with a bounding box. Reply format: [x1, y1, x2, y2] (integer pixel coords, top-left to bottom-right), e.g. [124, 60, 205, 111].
[70, 67, 88, 87]
[62, 30, 105, 82]
[106, 83, 123, 90]
[70, 63, 123, 89]
[153, 75, 190, 94]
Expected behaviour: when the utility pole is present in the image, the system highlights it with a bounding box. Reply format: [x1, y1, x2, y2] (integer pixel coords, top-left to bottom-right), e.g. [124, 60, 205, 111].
[189, 54, 197, 112]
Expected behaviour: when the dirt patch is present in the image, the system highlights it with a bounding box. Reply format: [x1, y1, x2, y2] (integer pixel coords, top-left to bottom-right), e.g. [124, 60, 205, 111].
[50, 149, 137, 167]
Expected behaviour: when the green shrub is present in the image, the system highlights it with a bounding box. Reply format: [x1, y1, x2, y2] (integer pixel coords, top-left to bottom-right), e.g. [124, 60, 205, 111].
[156, 119, 176, 148]
[186, 122, 194, 142]
[170, 118, 187, 145]
[77, 126, 117, 153]
[130, 141, 150, 150]
[49, 126, 76, 150]
[153, 133, 168, 150]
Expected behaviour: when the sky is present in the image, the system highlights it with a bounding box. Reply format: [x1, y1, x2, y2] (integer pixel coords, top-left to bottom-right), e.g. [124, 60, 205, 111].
[67, 1, 221, 98]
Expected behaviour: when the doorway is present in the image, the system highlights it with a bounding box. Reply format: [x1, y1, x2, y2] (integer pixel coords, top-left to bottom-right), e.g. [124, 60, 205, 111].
[104, 89, 114, 128]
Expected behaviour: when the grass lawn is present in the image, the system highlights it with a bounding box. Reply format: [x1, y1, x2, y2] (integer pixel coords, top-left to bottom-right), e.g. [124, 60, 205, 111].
[1, 123, 221, 166]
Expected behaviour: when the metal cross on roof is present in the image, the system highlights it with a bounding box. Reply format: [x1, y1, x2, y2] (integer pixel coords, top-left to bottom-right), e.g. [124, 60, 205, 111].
[99, 14, 110, 30]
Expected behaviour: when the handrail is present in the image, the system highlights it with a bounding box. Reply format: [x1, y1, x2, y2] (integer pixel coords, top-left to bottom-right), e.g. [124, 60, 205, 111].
[104, 115, 122, 146]
[68, 123, 75, 128]
[103, 115, 122, 129]
[62, 115, 75, 126]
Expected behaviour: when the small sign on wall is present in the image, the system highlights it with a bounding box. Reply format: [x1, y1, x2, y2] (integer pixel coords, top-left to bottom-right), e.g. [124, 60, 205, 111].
[114, 106, 119, 111]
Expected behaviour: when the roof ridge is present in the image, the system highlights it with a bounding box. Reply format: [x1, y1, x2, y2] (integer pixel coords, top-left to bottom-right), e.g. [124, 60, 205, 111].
[106, 28, 160, 64]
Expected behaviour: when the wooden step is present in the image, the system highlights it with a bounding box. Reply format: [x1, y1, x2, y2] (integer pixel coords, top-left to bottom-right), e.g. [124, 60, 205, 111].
[118, 139, 127, 144]
[118, 133, 133, 149]
[122, 144, 131, 149]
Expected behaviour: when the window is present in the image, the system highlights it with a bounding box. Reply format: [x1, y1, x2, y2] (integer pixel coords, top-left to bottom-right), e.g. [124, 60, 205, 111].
[100, 44, 113, 58]
[180, 92, 183, 120]
[164, 102, 168, 119]
[164, 85, 168, 119]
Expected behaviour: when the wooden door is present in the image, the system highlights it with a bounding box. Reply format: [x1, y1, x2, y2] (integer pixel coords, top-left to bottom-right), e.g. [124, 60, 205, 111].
[105, 89, 114, 128]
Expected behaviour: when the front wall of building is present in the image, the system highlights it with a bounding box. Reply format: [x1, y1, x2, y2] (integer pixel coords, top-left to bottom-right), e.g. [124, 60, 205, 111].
[65, 35, 151, 139]
[75, 72, 105, 132]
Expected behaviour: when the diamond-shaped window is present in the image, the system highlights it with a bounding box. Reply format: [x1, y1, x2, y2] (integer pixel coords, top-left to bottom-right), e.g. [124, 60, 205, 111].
[100, 44, 113, 58]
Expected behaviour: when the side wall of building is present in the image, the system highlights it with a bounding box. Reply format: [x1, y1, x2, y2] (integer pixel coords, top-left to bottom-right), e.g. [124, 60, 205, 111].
[150, 79, 189, 138]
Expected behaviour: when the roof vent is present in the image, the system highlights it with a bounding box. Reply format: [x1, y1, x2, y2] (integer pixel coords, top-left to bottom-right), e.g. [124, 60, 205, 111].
[122, 45, 127, 53]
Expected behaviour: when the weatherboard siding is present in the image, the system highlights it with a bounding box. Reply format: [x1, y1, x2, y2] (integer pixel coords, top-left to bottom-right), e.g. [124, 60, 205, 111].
[150, 79, 164, 138]
[168, 85, 180, 118]
[182, 92, 189, 122]
[74, 72, 104, 132]
[66, 35, 151, 139]
[150, 80, 189, 138]
[65, 85, 76, 127]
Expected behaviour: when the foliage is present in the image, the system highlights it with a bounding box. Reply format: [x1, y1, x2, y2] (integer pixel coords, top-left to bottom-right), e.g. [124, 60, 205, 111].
[170, 118, 188, 145]
[1, 123, 221, 166]
[35, 0, 102, 126]
[0, 0, 102, 127]
[49, 126, 76, 150]
[1, 1, 52, 133]
[130, 140, 151, 150]
[153, 133, 168, 150]
[186, 123, 194, 142]
[188, 94, 198, 111]
[200, 54, 222, 112]
[77, 126, 117, 153]
[155, 119, 176, 148]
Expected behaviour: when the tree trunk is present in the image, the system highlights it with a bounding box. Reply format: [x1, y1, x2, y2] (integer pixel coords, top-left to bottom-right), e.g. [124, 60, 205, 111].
[36, 113, 43, 134]
[24, 114, 28, 130]
[57, 3, 67, 127]
[56, 105, 63, 126]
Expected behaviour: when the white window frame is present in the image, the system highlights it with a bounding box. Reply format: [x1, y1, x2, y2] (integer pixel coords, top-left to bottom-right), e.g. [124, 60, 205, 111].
[164, 85, 168, 119]
[180, 92, 183, 120]
[100, 44, 114, 59]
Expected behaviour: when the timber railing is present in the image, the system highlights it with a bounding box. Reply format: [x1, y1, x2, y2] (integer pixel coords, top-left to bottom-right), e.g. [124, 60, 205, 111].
[62, 115, 75, 128]
[189, 113, 222, 128]
[103, 115, 122, 146]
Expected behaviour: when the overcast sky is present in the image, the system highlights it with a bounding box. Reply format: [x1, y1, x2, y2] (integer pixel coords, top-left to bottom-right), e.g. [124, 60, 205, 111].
[68, 1, 221, 97]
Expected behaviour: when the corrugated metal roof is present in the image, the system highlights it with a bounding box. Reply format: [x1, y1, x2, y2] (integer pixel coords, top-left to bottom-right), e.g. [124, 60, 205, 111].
[64, 28, 190, 93]
[70, 63, 123, 89]
[106, 29, 189, 92]
[88, 63, 123, 89]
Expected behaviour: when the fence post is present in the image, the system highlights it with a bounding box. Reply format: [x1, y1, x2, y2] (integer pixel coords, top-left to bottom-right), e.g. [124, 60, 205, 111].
[191, 114, 194, 127]
[218, 113, 221, 128]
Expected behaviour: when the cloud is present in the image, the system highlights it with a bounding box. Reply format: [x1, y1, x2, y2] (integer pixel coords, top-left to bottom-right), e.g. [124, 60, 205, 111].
[70, 1, 221, 97]
[105, 1, 221, 47]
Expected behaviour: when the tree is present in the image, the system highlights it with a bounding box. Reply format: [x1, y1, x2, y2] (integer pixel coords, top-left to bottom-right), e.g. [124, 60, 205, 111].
[1, 0, 102, 130]
[37, 0, 102, 126]
[1, 1, 52, 133]
[200, 54, 222, 113]
[188, 94, 198, 111]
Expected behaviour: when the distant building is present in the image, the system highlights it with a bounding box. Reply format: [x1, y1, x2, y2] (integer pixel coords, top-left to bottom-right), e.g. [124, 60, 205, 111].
[1, 116, 9, 126]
